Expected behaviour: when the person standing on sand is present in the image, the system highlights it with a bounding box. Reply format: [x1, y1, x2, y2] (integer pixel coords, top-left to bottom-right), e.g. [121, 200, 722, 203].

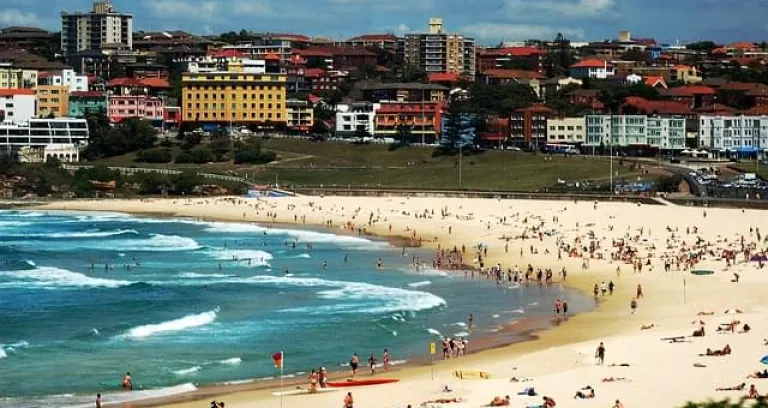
[308, 369, 318, 393]
[344, 392, 354, 408]
[630, 298, 638, 314]
[350, 353, 359, 377]
[636, 283, 644, 299]
[368, 353, 377, 375]
[95, 393, 102, 408]
[608, 281, 615, 296]
[596, 342, 606, 365]
[383, 349, 390, 372]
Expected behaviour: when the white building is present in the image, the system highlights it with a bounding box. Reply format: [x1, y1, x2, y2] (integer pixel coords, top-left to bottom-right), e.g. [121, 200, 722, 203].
[0, 89, 37, 124]
[586, 115, 686, 150]
[547, 117, 586, 144]
[569, 59, 615, 79]
[19, 144, 82, 163]
[0, 118, 89, 159]
[698, 115, 768, 155]
[0, 65, 39, 90]
[61, 1, 133, 56]
[40, 69, 88, 92]
[335, 102, 379, 137]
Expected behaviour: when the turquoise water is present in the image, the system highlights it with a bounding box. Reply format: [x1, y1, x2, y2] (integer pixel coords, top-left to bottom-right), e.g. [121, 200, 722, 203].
[0, 210, 590, 407]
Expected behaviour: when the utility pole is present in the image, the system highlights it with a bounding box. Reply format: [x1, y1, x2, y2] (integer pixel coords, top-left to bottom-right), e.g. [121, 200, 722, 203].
[459, 141, 463, 189]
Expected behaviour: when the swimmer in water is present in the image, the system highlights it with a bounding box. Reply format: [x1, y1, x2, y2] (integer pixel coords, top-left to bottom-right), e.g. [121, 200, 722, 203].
[122, 372, 132, 390]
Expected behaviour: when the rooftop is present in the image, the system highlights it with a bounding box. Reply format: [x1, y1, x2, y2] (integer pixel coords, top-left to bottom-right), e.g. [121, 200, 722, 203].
[571, 59, 614, 69]
[622, 96, 694, 115]
[479, 46, 543, 57]
[359, 83, 449, 91]
[427, 72, 461, 83]
[659, 85, 716, 97]
[481, 69, 545, 80]
[346, 34, 398, 42]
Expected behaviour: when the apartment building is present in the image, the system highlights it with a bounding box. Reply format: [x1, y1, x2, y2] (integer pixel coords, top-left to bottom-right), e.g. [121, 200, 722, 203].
[0, 66, 38, 90]
[335, 102, 378, 137]
[61, 1, 133, 56]
[360, 83, 449, 103]
[569, 59, 616, 79]
[476, 46, 544, 73]
[547, 117, 586, 144]
[286, 99, 314, 132]
[181, 70, 288, 126]
[68, 91, 107, 117]
[0, 118, 89, 159]
[37, 85, 69, 118]
[108, 95, 164, 125]
[374, 101, 443, 143]
[585, 115, 686, 150]
[510, 104, 555, 148]
[403, 17, 476, 77]
[698, 115, 768, 154]
[38, 69, 89, 92]
[0, 89, 36, 124]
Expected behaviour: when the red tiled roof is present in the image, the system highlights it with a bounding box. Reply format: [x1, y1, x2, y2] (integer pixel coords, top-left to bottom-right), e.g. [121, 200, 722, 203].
[712, 47, 728, 55]
[571, 59, 613, 69]
[70, 91, 105, 98]
[744, 105, 768, 115]
[482, 69, 545, 80]
[0, 88, 34, 96]
[108, 77, 143, 87]
[295, 48, 333, 57]
[719, 82, 761, 92]
[347, 34, 398, 42]
[731, 57, 762, 67]
[304, 68, 327, 78]
[270, 33, 311, 42]
[140, 77, 170, 88]
[622, 96, 694, 115]
[307, 94, 322, 104]
[479, 46, 543, 57]
[644, 76, 666, 87]
[516, 104, 555, 114]
[428, 72, 460, 83]
[209, 49, 246, 58]
[674, 64, 693, 70]
[660, 85, 716, 97]
[696, 103, 737, 114]
[728, 42, 757, 50]
[264, 52, 280, 61]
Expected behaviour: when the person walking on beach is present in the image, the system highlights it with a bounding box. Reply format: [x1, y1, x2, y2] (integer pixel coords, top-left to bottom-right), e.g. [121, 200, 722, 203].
[608, 281, 615, 296]
[122, 372, 132, 390]
[630, 298, 638, 314]
[319, 367, 328, 388]
[636, 283, 644, 299]
[596, 342, 606, 365]
[467, 314, 474, 331]
[600, 281, 607, 296]
[350, 353, 359, 377]
[344, 392, 354, 408]
[95, 393, 102, 408]
[383, 349, 391, 372]
[368, 353, 377, 375]
[308, 369, 318, 393]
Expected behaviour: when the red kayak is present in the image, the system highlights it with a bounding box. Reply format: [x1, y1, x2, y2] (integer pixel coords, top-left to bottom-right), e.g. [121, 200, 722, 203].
[326, 378, 400, 387]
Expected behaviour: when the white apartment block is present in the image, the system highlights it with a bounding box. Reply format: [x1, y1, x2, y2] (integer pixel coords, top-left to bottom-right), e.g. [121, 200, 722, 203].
[61, 1, 133, 55]
[0, 90, 37, 124]
[335, 102, 379, 136]
[40, 69, 89, 92]
[0, 66, 39, 90]
[547, 117, 585, 144]
[586, 115, 686, 150]
[698, 115, 768, 153]
[0, 118, 89, 156]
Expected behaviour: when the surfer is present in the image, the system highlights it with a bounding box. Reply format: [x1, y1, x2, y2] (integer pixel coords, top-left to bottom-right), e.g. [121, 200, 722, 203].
[376, 258, 383, 269]
[122, 372, 132, 390]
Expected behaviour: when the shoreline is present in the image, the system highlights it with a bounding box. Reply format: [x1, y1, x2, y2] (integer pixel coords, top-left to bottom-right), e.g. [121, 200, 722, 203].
[27, 197, 768, 408]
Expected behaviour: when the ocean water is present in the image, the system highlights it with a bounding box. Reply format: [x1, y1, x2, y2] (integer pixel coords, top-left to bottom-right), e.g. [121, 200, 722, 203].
[0, 209, 591, 407]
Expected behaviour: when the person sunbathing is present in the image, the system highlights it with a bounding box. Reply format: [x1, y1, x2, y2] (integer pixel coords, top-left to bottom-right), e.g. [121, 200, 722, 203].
[509, 376, 533, 382]
[692, 327, 706, 337]
[747, 369, 768, 379]
[716, 382, 745, 391]
[698, 311, 715, 316]
[602, 377, 630, 382]
[748, 384, 759, 399]
[423, 397, 464, 404]
[542, 396, 556, 408]
[489, 396, 510, 407]
[574, 386, 595, 399]
[641, 324, 655, 330]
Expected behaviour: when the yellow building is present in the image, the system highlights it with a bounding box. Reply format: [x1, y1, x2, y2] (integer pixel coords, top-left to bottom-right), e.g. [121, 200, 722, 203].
[36, 85, 69, 117]
[181, 71, 287, 125]
[0, 67, 38, 89]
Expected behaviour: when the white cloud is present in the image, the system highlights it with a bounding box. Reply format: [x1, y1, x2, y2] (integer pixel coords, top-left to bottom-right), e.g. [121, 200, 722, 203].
[0, 9, 42, 26]
[396, 23, 410, 34]
[462, 23, 585, 41]
[505, 0, 615, 17]
[328, 0, 433, 10]
[144, 0, 220, 20]
[231, 0, 273, 15]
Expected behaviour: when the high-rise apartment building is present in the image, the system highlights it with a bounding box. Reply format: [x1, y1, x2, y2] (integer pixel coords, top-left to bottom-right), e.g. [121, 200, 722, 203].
[61, 1, 133, 56]
[403, 17, 476, 78]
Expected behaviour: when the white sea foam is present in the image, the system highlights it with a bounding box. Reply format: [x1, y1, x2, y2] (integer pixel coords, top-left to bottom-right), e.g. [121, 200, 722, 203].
[0, 266, 132, 289]
[0, 221, 31, 227]
[206, 249, 273, 265]
[203, 222, 267, 234]
[399, 267, 448, 277]
[25, 260, 36, 267]
[120, 308, 219, 340]
[4, 229, 139, 239]
[314, 280, 446, 314]
[492, 314, 500, 318]
[220, 357, 242, 365]
[173, 366, 202, 376]
[120, 234, 201, 252]
[454, 331, 470, 337]
[451, 322, 467, 327]
[407, 280, 431, 288]
[294, 253, 311, 258]
[427, 328, 442, 336]
[508, 308, 525, 314]
[527, 301, 539, 306]
[179, 272, 237, 279]
[0, 348, 6, 359]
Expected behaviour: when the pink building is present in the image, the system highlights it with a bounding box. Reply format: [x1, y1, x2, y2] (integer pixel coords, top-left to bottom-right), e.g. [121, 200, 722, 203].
[108, 95, 165, 125]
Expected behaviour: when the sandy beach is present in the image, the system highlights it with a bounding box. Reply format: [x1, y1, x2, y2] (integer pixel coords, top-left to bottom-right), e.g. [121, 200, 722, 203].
[37, 196, 768, 408]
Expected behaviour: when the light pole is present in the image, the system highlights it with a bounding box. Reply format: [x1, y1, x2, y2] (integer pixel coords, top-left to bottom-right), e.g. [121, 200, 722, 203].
[459, 141, 463, 190]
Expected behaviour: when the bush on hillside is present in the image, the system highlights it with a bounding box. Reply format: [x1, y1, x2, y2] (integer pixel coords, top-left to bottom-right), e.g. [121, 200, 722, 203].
[135, 148, 172, 163]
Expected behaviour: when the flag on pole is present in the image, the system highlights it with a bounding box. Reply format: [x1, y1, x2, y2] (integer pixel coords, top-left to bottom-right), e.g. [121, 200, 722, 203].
[272, 351, 283, 369]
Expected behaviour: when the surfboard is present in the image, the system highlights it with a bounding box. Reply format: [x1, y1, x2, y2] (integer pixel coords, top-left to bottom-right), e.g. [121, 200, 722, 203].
[453, 370, 490, 379]
[326, 378, 400, 387]
[760, 355, 768, 365]
[271, 388, 337, 396]
[690, 270, 714, 276]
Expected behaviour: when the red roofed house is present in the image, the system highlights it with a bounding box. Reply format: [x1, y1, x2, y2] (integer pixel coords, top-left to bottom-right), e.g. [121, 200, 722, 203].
[374, 101, 444, 143]
[106, 78, 165, 126]
[479, 69, 545, 85]
[476, 46, 545, 74]
[644, 76, 668, 89]
[569, 59, 616, 79]
[569, 89, 605, 111]
[303, 68, 342, 92]
[717, 82, 768, 110]
[659, 85, 716, 110]
[0, 88, 36, 124]
[510, 104, 556, 148]
[428, 72, 461, 86]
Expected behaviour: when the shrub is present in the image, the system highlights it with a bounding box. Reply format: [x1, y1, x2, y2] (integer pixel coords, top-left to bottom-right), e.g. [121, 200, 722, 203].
[135, 148, 172, 163]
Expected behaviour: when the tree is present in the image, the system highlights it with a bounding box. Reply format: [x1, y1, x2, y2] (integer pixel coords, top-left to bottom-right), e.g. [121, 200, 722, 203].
[396, 123, 412, 147]
[181, 132, 203, 149]
[171, 171, 202, 194]
[621, 48, 649, 63]
[544, 32, 574, 77]
[439, 100, 474, 154]
[686, 41, 718, 52]
[401, 66, 427, 83]
[135, 148, 172, 163]
[310, 120, 328, 135]
[233, 139, 277, 164]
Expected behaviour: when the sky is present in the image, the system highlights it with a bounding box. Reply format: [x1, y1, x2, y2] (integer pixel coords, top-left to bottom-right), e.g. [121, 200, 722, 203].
[2, 0, 768, 45]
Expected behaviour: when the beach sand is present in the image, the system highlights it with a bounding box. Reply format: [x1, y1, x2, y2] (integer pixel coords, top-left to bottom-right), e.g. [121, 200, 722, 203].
[37, 196, 768, 408]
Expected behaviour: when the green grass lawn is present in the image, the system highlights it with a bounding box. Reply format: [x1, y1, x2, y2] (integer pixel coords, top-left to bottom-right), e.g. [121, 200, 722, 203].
[89, 138, 637, 191]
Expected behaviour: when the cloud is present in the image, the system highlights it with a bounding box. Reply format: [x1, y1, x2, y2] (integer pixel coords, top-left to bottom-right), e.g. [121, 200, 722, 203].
[505, 0, 615, 17]
[328, 0, 433, 11]
[144, 0, 219, 20]
[462, 22, 585, 41]
[231, 0, 273, 15]
[0, 9, 42, 26]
